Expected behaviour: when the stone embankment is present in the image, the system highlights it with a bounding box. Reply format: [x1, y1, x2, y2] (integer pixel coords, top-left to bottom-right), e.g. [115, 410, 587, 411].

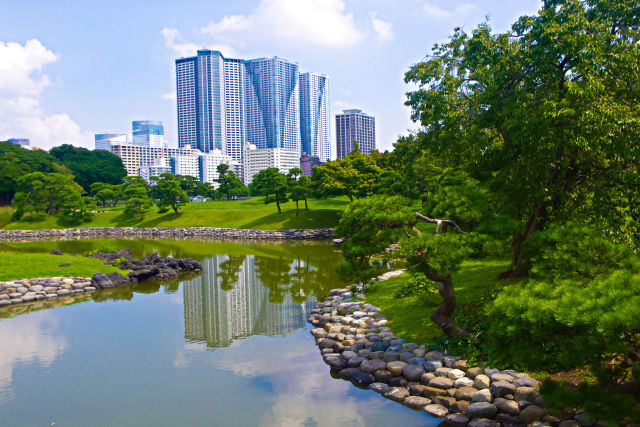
[0, 227, 335, 242]
[0, 249, 203, 308]
[0, 276, 95, 306]
[307, 275, 594, 426]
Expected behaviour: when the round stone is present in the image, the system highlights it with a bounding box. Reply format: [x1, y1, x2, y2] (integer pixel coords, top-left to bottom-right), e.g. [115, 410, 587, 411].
[472, 389, 492, 403]
[386, 360, 407, 376]
[384, 387, 410, 403]
[341, 350, 357, 360]
[447, 369, 465, 380]
[515, 386, 540, 402]
[519, 404, 546, 423]
[445, 413, 470, 427]
[428, 376, 454, 390]
[474, 374, 491, 389]
[359, 358, 386, 374]
[424, 360, 443, 372]
[348, 357, 365, 367]
[402, 364, 426, 382]
[351, 371, 375, 386]
[491, 372, 515, 383]
[453, 377, 474, 388]
[467, 402, 497, 419]
[490, 380, 517, 398]
[374, 370, 392, 383]
[403, 396, 431, 410]
[494, 397, 520, 416]
[454, 386, 477, 401]
[424, 403, 448, 418]
[369, 382, 389, 394]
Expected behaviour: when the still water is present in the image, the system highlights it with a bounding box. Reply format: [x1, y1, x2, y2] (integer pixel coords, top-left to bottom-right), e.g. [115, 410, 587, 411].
[0, 240, 435, 426]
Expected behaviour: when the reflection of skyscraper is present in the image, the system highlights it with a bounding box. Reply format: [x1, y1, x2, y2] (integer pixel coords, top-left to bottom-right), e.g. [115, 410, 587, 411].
[182, 255, 315, 349]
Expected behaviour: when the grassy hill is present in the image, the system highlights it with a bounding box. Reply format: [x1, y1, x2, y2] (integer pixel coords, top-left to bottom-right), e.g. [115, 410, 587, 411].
[1, 197, 348, 231]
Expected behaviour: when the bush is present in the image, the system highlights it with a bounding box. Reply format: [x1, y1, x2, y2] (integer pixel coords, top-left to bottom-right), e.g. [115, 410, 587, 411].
[487, 270, 640, 370]
[21, 212, 47, 222]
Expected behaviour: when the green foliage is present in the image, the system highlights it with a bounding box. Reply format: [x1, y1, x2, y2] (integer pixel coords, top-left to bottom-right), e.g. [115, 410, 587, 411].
[81, 246, 117, 257]
[50, 144, 127, 191]
[394, 273, 441, 306]
[524, 222, 638, 281]
[399, 233, 471, 278]
[250, 168, 290, 213]
[215, 164, 249, 200]
[154, 172, 189, 214]
[12, 172, 89, 224]
[111, 256, 128, 267]
[540, 380, 640, 424]
[311, 150, 382, 201]
[0, 141, 71, 205]
[123, 183, 152, 220]
[424, 182, 493, 231]
[488, 270, 640, 370]
[175, 174, 209, 198]
[404, 0, 640, 267]
[335, 195, 415, 282]
[287, 168, 310, 215]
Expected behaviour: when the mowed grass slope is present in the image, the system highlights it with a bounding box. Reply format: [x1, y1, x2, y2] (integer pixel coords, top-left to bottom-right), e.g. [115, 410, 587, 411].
[2, 197, 348, 230]
[0, 252, 126, 281]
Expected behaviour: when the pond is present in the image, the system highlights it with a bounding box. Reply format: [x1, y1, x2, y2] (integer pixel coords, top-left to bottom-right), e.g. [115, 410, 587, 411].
[0, 239, 436, 426]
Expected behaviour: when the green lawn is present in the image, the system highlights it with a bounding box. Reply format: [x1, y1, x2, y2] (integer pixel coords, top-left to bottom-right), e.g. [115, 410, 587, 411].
[0, 252, 126, 281]
[0, 207, 13, 228]
[364, 258, 511, 344]
[2, 197, 348, 230]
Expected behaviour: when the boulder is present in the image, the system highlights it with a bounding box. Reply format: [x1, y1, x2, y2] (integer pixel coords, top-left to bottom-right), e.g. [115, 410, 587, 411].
[474, 374, 490, 389]
[404, 396, 431, 410]
[351, 371, 375, 387]
[369, 382, 389, 394]
[513, 376, 539, 388]
[374, 370, 392, 383]
[429, 376, 454, 390]
[360, 358, 386, 374]
[454, 386, 478, 401]
[445, 413, 470, 427]
[403, 364, 426, 382]
[338, 367, 361, 380]
[490, 380, 516, 398]
[472, 389, 492, 403]
[385, 387, 410, 403]
[468, 402, 498, 419]
[468, 419, 498, 427]
[325, 356, 348, 371]
[424, 404, 449, 418]
[386, 360, 407, 376]
[519, 405, 546, 423]
[467, 367, 483, 379]
[495, 397, 520, 416]
[91, 273, 114, 289]
[454, 377, 474, 388]
[514, 386, 539, 402]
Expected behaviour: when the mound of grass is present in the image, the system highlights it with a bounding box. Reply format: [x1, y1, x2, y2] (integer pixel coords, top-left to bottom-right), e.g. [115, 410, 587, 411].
[0, 252, 127, 281]
[2, 197, 348, 230]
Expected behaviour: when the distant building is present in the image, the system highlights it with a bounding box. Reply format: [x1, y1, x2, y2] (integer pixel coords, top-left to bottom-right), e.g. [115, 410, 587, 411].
[95, 133, 127, 151]
[7, 138, 30, 147]
[244, 144, 300, 184]
[299, 72, 330, 162]
[110, 143, 199, 176]
[132, 120, 165, 148]
[171, 155, 200, 179]
[335, 109, 376, 158]
[300, 152, 321, 176]
[138, 158, 171, 183]
[199, 149, 236, 186]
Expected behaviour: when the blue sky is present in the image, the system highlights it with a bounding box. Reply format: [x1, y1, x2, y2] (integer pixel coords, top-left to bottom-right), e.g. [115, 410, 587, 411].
[0, 0, 541, 152]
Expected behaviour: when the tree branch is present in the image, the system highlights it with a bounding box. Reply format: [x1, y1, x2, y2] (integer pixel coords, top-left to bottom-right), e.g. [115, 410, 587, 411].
[414, 212, 468, 234]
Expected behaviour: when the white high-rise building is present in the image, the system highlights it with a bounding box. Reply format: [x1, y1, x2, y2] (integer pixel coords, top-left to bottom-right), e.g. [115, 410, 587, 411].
[244, 144, 300, 184]
[336, 109, 376, 158]
[171, 155, 200, 179]
[138, 158, 171, 183]
[199, 149, 237, 186]
[299, 72, 330, 162]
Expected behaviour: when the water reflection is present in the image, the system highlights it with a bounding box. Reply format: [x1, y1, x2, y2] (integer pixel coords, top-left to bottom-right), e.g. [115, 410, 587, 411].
[183, 255, 316, 349]
[0, 312, 66, 404]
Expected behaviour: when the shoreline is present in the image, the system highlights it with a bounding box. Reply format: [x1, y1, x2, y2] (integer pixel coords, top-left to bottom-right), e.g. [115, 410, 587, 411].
[0, 227, 335, 242]
[306, 272, 591, 425]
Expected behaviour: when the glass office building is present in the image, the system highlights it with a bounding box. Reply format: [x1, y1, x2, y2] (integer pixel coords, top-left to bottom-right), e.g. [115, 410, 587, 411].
[299, 72, 330, 162]
[335, 109, 376, 158]
[132, 120, 165, 148]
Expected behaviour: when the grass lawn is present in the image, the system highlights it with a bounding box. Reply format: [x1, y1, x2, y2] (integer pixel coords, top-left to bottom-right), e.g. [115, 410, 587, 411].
[0, 252, 126, 281]
[2, 197, 348, 230]
[364, 258, 511, 345]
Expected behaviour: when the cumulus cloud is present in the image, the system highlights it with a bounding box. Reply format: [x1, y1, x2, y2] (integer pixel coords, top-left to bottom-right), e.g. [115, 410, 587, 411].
[371, 14, 393, 41]
[200, 0, 367, 48]
[161, 27, 237, 58]
[0, 39, 89, 148]
[423, 2, 479, 19]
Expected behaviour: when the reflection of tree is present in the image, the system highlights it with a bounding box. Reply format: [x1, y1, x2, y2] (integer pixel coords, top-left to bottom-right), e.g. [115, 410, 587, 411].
[219, 256, 245, 291]
[254, 256, 293, 304]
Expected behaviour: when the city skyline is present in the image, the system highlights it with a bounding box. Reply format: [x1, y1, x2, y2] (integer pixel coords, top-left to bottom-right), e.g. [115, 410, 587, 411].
[0, 0, 542, 151]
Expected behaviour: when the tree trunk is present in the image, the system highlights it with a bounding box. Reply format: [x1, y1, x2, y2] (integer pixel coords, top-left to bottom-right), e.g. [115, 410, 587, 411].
[424, 270, 473, 337]
[499, 202, 546, 279]
[275, 192, 281, 213]
[304, 198, 308, 211]
[347, 194, 353, 202]
[295, 200, 299, 216]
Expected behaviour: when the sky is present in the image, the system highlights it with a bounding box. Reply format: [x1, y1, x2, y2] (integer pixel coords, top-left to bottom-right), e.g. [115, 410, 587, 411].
[0, 0, 542, 153]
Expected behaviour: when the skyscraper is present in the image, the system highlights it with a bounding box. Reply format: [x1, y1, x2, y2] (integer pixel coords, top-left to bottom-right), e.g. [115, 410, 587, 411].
[244, 57, 300, 152]
[299, 72, 330, 162]
[176, 52, 303, 163]
[132, 120, 165, 148]
[335, 109, 376, 158]
[176, 50, 247, 159]
[95, 133, 126, 151]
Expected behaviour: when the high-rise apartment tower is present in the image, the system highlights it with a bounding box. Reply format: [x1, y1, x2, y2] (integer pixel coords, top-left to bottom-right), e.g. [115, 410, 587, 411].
[299, 72, 330, 162]
[335, 109, 376, 158]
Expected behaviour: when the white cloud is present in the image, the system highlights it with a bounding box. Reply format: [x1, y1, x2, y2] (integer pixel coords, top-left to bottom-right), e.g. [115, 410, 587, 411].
[162, 91, 176, 101]
[371, 14, 393, 41]
[200, 0, 367, 48]
[0, 39, 89, 148]
[423, 2, 479, 19]
[161, 27, 237, 58]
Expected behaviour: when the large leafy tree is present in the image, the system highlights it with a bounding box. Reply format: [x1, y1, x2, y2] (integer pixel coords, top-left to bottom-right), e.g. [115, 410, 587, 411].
[250, 167, 289, 213]
[12, 172, 89, 223]
[154, 172, 189, 214]
[123, 183, 152, 220]
[404, 0, 640, 276]
[0, 142, 70, 205]
[50, 144, 127, 191]
[215, 164, 248, 200]
[287, 168, 310, 215]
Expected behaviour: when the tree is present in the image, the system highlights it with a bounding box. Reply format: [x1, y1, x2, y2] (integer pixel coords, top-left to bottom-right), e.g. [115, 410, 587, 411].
[154, 172, 189, 214]
[311, 148, 382, 201]
[175, 174, 209, 198]
[0, 141, 71, 205]
[215, 164, 249, 200]
[50, 144, 127, 191]
[404, 0, 640, 277]
[94, 188, 117, 207]
[123, 183, 152, 220]
[251, 168, 289, 213]
[287, 168, 310, 215]
[12, 172, 89, 223]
